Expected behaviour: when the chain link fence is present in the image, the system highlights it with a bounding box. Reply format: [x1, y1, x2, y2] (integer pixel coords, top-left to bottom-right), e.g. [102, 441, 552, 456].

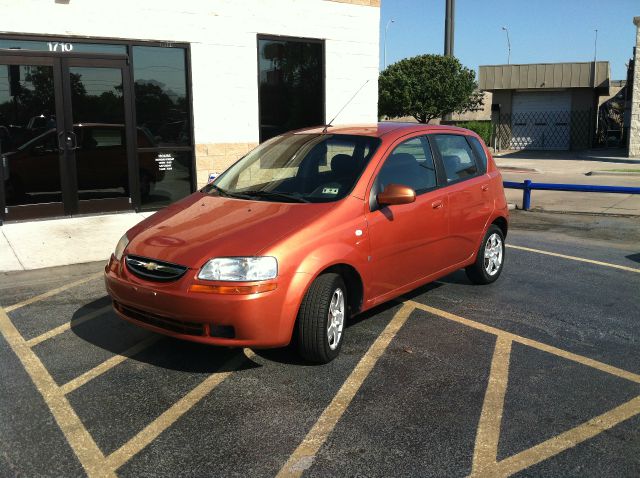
[493, 110, 594, 151]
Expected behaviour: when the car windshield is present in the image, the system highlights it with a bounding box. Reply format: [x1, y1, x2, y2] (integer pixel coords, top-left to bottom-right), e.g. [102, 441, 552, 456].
[203, 133, 381, 203]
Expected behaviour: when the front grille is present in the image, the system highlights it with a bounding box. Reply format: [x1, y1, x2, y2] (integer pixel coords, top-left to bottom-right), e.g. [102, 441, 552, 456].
[125, 255, 188, 282]
[114, 301, 205, 336]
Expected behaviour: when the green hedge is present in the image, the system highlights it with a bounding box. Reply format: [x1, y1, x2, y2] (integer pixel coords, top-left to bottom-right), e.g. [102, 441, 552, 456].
[453, 120, 492, 145]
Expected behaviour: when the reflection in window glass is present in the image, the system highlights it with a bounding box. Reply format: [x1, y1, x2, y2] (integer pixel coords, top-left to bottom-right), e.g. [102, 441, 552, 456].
[140, 150, 192, 209]
[432, 134, 478, 182]
[468, 136, 488, 173]
[133, 46, 190, 146]
[258, 38, 324, 142]
[0, 64, 62, 205]
[70, 67, 128, 199]
[378, 137, 437, 193]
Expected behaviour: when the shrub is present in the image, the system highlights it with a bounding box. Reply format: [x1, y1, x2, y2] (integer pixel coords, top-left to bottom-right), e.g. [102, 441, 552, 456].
[455, 120, 492, 145]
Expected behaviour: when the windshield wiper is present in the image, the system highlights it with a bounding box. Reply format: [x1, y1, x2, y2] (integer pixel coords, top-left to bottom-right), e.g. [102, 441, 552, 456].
[207, 184, 253, 200]
[241, 190, 310, 203]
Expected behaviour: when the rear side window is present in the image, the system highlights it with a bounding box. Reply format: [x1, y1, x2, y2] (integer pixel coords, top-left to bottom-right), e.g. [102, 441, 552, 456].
[377, 136, 437, 194]
[431, 134, 478, 183]
[468, 136, 488, 173]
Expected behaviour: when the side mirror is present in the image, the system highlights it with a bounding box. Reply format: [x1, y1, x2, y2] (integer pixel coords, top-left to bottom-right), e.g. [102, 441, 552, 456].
[377, 183, 416, 206]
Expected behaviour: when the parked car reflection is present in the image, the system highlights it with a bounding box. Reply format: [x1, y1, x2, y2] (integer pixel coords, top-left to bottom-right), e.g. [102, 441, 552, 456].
[2, 123, 164, 205]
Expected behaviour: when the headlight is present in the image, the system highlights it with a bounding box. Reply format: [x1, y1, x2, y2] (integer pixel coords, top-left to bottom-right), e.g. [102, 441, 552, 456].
[114, 233, 129, 261]
[198, 257, 278, 281]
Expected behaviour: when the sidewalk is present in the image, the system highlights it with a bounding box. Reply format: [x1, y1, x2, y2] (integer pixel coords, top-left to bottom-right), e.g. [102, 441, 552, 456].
[494, 150, 640, 215]
[1, 212, 152, 272]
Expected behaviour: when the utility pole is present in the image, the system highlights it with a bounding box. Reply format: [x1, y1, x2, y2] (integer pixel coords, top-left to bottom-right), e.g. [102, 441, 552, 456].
[444, 0, 455, 56]
[593, 29, 598, 61]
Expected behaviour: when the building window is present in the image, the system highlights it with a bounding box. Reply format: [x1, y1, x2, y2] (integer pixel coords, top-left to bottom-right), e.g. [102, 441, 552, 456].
[132, 46, 193, 209]
[258, 36, 324, 142]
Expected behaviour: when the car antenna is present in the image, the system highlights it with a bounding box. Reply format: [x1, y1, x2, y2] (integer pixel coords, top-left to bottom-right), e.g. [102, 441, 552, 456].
[322, 79, 370, 134]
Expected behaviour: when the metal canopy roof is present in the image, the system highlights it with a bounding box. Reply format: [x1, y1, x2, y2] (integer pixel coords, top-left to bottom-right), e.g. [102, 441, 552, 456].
[479, 61, 610, 92]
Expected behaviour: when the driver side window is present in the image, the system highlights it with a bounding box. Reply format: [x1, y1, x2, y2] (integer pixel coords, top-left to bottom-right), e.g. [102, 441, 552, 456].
[377, 136, 437, 194]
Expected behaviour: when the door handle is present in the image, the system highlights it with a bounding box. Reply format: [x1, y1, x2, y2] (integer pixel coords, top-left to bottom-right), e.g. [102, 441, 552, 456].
[431, 200, 444, 209]
[481, 184, 489, 192]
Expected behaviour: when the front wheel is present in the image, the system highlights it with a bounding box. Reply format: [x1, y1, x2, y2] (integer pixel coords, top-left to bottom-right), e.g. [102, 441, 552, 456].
[465, 225, 505, 284]
[296, 273, 347, 364]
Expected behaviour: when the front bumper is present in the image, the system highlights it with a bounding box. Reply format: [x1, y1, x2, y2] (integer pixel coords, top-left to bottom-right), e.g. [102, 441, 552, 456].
[104, 256, 303, 348]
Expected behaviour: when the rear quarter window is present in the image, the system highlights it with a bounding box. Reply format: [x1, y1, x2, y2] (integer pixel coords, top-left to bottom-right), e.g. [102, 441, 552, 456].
[467, 136, 488, 173]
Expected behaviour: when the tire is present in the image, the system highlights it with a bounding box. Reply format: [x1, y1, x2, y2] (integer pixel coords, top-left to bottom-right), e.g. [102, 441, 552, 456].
[465, 225, 505, 285]
[296, 273, 347, 364]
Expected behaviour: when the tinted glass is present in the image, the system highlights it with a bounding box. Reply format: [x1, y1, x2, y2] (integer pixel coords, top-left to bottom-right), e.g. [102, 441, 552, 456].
[69, 66, 128, 199]
[0, 63, 62, 205]
[0, 39, 125, 54]
[432, 134, 478, 182]
[468, 136, 488, 173]
[258, 38, 324, 142]
[140, 150, 193, 209]
[133, 46, 190, 146]
[208, 134, 380, 203]
[377, 136, 437, 193]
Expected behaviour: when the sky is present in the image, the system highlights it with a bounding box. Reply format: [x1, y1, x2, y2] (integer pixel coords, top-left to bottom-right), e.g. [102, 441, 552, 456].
[379, 0, 638, 80]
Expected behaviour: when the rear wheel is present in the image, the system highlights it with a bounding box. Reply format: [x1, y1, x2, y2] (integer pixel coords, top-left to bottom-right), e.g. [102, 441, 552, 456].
[465, 225, 505, 284]
[296, 273, 346, 364]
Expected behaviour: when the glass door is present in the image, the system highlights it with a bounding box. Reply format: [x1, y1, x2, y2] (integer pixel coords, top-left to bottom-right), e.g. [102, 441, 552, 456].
[0, 53, 135, 222]
[0, 55, 66, 220]
[60, 57, 135, 214]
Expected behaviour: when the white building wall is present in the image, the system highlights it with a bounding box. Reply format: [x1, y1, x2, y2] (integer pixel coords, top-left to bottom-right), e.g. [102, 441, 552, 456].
[0, 0, 380, 183]
[630, 17, 640, 158]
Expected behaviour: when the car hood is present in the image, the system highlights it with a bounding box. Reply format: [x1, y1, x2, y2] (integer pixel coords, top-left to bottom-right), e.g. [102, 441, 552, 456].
[126, 192, 335, 268]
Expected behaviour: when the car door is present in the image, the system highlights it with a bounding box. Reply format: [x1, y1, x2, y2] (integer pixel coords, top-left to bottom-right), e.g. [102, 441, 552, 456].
[429, 133, 493, 264]
[365, 135, 450, 301]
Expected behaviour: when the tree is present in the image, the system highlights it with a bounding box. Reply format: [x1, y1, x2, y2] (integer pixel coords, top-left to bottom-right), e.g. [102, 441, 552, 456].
[378, 54, 483, 123]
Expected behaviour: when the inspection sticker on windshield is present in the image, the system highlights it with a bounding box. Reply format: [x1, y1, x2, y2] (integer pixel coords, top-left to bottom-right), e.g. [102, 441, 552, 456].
[322, 187, 339, 195]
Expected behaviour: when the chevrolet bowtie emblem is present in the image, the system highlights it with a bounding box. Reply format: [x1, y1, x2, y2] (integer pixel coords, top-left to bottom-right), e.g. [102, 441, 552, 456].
[144, 262, 162, 271]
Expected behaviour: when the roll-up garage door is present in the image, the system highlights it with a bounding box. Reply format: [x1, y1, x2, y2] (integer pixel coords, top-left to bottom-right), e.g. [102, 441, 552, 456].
[511, 91, 571, 150]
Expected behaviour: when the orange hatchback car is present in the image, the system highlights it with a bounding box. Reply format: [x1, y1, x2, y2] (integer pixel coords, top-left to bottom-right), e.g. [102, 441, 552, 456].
[105, 123, 508, 363]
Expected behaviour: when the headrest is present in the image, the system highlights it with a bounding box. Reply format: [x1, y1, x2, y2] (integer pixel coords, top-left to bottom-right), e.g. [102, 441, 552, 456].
[331, 154, 355, 176]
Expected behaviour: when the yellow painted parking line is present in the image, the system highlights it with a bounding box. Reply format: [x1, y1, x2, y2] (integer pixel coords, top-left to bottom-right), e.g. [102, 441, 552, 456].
[0, 306, 115, 478]
[59, 336, 160, 395]
[276, 303, 415, 478]
[4, 271, 104, 313]
[26, 305, 112, 348]
[106, 349, 255, 471]
[406, 300, 640, 476]
[493, 395, 640, 477]
[407, 301, 640, 385]
[506, 244, 640, 274]
[471, 336, 513, 476]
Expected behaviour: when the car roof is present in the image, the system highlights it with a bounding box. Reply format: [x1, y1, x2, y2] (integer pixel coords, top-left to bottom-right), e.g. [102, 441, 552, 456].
[294, 122, 473, 139]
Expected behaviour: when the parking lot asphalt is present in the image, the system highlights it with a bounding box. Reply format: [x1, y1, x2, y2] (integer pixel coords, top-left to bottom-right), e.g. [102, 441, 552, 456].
[1, 211, 639, 478]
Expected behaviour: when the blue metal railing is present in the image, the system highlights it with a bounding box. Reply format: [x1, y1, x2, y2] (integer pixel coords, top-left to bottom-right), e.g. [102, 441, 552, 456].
[503, 179, 640, 211]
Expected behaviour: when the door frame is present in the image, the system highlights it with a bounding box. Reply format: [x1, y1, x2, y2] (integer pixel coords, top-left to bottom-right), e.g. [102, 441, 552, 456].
[60, 56, 137, 215]
[0, 48, 133, 221]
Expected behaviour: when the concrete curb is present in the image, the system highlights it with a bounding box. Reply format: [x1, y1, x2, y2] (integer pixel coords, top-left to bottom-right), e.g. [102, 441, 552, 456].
[586, 170, 640, 177]
[498, 166, 540, 173]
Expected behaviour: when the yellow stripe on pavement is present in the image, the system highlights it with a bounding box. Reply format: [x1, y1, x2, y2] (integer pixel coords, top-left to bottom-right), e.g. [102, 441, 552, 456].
[0, 306, 115, 478]
[26, 305, 112, 348]
[506, 244, 640, 273]
[276, 303, 415, 478]
[5, 272, 104, 313]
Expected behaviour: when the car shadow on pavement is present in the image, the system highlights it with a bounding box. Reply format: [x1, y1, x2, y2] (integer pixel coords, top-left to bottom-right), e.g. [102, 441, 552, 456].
[70, 297, 259, 374]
